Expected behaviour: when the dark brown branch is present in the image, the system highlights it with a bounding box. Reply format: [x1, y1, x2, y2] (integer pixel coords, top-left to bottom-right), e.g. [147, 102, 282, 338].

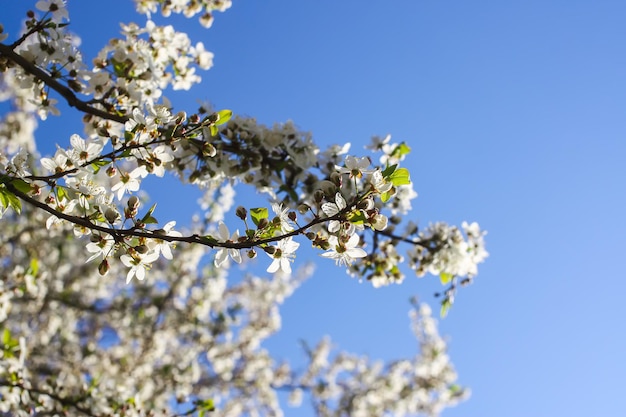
[4, 180, 342, 250]
[0, 43, 127, 124]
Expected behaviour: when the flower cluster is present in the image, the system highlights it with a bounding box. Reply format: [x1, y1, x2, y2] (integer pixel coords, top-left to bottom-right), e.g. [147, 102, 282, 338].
[0, 1, 488, 415]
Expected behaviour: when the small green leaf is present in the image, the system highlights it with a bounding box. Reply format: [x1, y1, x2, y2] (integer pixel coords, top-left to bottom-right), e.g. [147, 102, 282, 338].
[250, 207, 268, 227]
[196, 398, 215, 412]
[143, 216, 158, 224]
[0, 186, 22, 214]
[57, 186, 68, 201]
[140, 203, 157, 224]
[440, 298, 451, 318]
[2, 328, 10, 346]
[382, 164, 398, 178]
[389, 167, 411, 186]
[0, 187, 10, 209]
[215, 109, 232, 126]
[449, 384, 461, 393]
[209, 125, 218, 136]
[391, 142, 411, 158]
[348, 211, 366, 225]
[439, 272, 453, 285]
[380, 190, 391, 203]
[28, 258, 39, 277]
[9, 178, 31, 194]
[90, 160, 109, 174]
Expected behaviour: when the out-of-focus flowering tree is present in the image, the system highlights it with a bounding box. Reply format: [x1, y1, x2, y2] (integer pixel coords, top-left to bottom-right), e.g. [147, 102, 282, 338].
[0, 1, 488, 416]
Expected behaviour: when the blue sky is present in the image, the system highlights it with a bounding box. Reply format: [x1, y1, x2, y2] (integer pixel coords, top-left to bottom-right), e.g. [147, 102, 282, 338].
[3, 1, 626, 416]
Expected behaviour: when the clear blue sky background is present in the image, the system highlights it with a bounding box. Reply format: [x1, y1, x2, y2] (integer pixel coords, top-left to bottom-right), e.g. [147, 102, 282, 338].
[2, 1, 626, 416]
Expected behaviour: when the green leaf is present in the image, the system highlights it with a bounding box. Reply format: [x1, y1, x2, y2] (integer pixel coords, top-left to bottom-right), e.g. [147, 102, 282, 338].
[28, 258, 39, 277]
[449, 384, 462, 393]
[215, 109, 232, 126]
[391, 142, 411, 158]
[380, 190, 391, 203]
[196, 398, 215, 412]
[90, 160, 109, 174]
[382, 164, 397, 178]
[140, 203, 157, 224]
[0, 186, 21, 214]
[0, 187, 9, 209]
[9, 178, 31, 194]
[250, 207, 268, 227]
[2, 328, 10, 346]
[440, 298, 451, 318]
[348, 211, 366, 225]
[209, 125, 218, 136]
[57, 186, 68, 201]
[389, 167, 411, 186]
[439, 272, 453, 285]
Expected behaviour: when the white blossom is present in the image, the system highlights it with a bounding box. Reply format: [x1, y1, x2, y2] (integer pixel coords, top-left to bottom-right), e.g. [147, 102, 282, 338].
[214, 221, 242, 267]
[266, 237, 299, 274]
[321, 234, 367, 266]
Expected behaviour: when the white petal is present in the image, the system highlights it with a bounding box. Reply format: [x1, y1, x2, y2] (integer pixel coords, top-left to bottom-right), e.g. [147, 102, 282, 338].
[267, 259, 280, 273]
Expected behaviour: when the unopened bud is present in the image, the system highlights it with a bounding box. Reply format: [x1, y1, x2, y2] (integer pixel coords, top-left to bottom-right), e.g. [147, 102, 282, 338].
[175, 111, 187, 124]
[264, 246, 276, 255]
[330, 172, 342, 187]
[207, 113, 219, 124]
[247, 249, 257, 259]
[288, 211, 297, 222]
[236, 206, 247, 220]
[135, 245, 149, 254]
[257, 218, 269, 229]
[98, 259, 110, 275]
[306, 232, 316, 240]
[297, 204, 310, 214]
[106, 166, 117, 177]
[313, 190, 325, 203]
[127, 195, 140, 209]
[104, 208, 120, 224]
[202, 143, 217, 157]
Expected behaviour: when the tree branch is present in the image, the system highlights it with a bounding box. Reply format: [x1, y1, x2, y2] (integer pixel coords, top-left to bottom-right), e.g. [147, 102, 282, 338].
[0, 43, 127, 124]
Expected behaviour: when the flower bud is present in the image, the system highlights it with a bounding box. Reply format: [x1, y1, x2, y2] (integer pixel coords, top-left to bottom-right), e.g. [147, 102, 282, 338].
[127, 195, 140, 209]
[104, 208, 120, 224]
[236, 206, 247, 220]
[135, 245, 149, 254]
[98, 259, 109, 276]
[257, 218, 269, 229]
[297, 204, 310, 214]
[264, 246, 276, 255]
[202, 143, 217, 157]
[106, 166, 117, 177]
[175, 111, 187, 125]
[288, 211, 297, 222]
[247, 249, 257, 259]
[313, 190, 325, 203]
